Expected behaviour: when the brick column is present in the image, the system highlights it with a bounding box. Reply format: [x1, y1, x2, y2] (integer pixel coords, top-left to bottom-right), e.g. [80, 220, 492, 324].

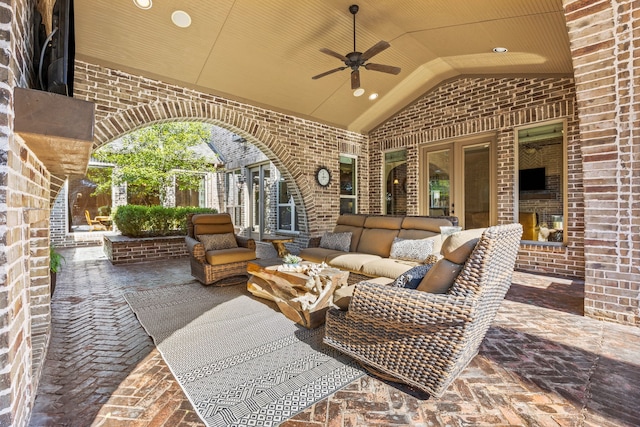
[563, 0, 639, 325]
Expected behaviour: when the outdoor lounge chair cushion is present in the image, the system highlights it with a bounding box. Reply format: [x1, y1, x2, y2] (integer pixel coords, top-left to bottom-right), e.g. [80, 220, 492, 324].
[416, 228, 485, 293]
[441, 228, 485, 264]
[333, 277, 394, 310]
[204, 247, 256, 266]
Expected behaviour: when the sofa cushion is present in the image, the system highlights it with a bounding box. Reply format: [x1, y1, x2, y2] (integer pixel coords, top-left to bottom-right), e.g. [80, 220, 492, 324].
[320, 231, 352, 252]
[205, 247, 256, 266]
[298, 247, 343, 263]
[441, 228, 485, 264]
[401, 216, 453, 233]
[357, 228, 400, 257]
[416, 259, 464, 293]
[392, 263, 433, 289]
[198, 233, 238, 251]
[325, 252, 382, 273]
[363, 215, 404, 230]
[360, 258, 416, 279]
[389, 237, 434, 262]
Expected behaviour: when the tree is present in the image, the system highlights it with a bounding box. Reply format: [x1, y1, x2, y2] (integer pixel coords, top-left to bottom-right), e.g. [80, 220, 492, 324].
[91, 122, 218, 206]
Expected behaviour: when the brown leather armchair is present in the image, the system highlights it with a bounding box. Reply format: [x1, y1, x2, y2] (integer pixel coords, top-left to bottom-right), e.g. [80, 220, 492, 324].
[185, 213, 256, 286]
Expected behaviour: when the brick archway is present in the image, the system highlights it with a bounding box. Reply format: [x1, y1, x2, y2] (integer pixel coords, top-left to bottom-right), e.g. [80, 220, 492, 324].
[92, 101, 313, 233]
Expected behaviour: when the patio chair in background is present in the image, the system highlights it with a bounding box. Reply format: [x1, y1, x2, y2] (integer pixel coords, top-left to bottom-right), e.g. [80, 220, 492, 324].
[185, 213, 257, 285]
[84, 210, 108, 231]
[324, 223, 523, 397]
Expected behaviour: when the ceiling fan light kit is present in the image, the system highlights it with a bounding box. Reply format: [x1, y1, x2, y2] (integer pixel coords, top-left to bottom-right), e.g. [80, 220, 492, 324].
[313, 4, 401, 90]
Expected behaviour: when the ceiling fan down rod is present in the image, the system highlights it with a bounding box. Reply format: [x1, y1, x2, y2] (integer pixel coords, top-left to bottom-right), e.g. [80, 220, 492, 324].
[350, 4, 359, 53]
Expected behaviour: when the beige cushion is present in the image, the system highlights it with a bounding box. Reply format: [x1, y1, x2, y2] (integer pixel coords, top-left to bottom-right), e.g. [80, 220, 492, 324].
[360, 258, 416, 279]
[205, 247, 255, 265]
[198, 233, 238, 251]
[416, 259, 464, 293]
[325, 252, 381, 272]
[401, 216, 453, 233]
[357, 228, 399, 257]
[363, 215, 404, 230]
[333, 285, 355, 310]
[441, 228, 485, 264]
[298, 247, 343, 263]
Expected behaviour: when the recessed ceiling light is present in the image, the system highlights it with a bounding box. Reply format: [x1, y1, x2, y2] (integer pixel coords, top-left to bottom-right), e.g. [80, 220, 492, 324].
[133, 0, 152, 9]
[493, 47, 508, 53]
[172, 10, 192, 28]
[353, 88, 365, 97]
[368, 93, 378, 100]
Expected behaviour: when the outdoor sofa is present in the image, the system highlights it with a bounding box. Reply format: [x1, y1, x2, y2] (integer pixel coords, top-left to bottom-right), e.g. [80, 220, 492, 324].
[299, 214, 458, 283]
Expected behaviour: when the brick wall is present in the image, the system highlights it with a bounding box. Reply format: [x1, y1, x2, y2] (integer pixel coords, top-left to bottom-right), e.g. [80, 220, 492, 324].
[73, 61, 368, 245]
[104, 235, 189, 264]
[369, 77, 585, 279]
[563, 0, 639, 325]
[0, 0, 52, 424]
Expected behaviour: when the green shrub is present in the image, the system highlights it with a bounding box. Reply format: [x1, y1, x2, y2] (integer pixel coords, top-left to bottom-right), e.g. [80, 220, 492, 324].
[113, 205, 216, 237]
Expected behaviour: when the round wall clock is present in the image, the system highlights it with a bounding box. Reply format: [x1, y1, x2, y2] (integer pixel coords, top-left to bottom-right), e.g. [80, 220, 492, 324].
[315, 166, 331, 187]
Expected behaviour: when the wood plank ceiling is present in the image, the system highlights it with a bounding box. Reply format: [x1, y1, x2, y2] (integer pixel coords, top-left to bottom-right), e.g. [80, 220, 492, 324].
[74, 0, 573, 133]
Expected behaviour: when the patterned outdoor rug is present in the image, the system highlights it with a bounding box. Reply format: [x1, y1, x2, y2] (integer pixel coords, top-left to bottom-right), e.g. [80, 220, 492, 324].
[124, 282, 364, 427]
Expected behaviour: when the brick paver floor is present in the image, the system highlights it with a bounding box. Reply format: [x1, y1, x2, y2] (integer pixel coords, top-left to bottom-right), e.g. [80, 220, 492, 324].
[29, 245, 640, 426]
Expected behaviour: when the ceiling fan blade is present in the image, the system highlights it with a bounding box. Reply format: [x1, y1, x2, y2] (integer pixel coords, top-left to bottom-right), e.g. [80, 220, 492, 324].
[351, 69, 360, 89]
[360, 40, 390, 61]
[364, 63, 401, 75]
[320, 47, 348, 62]
[312, 67, 347, 80]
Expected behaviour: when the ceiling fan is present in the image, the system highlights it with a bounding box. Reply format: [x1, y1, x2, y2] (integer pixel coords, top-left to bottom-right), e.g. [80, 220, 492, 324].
[312, 4, 401, 90]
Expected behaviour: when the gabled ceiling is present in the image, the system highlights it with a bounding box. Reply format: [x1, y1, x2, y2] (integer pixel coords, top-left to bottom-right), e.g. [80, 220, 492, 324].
[74, 0, 573, 133]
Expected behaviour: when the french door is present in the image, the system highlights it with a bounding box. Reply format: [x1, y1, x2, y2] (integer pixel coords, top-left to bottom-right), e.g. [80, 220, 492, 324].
[420, 137, 496, 229]
[249, 164, 272, 239]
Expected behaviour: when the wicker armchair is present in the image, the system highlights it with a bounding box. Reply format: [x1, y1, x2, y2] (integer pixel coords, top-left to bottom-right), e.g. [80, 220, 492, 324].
[185, 213, 257, 286]
[323, 223, 523, 397]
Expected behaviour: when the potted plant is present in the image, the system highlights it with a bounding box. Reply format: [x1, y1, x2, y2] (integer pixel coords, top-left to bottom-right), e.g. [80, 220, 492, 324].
[50, 246, 65, 297]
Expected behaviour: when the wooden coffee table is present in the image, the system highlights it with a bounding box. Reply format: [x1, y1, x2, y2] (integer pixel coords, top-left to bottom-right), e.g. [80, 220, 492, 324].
[247, 259, 349, 328]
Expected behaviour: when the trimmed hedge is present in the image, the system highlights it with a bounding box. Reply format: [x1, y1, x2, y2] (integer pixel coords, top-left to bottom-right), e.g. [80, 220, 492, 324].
[113, 205, 217, 237]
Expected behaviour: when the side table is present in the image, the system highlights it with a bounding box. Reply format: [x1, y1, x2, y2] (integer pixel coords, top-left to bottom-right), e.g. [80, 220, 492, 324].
[262, 237, 294, 258]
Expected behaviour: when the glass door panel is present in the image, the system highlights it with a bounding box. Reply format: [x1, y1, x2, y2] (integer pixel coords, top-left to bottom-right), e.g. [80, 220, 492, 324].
[427, 149, 451, 216]
[463, 144, 491, 228]
[422, 138, 495, 228]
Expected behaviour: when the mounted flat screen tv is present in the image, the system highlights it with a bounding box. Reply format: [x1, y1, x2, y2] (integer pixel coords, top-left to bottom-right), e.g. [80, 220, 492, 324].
[519, 167, 546, 191]
[34, 0, 75, 96]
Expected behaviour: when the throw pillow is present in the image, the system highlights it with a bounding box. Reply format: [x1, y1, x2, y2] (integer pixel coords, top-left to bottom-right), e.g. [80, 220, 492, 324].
[389, 237, 434, 262]
[441, 228, 485, 264]
[416, 258, 464, 293]
[197, 233, 238, 251]
[392, 263, 433, 289]
[319, 231, 352, 252]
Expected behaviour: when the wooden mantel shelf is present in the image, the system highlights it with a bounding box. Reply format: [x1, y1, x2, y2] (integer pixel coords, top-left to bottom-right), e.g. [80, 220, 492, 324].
[14, 87, 95, 177]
